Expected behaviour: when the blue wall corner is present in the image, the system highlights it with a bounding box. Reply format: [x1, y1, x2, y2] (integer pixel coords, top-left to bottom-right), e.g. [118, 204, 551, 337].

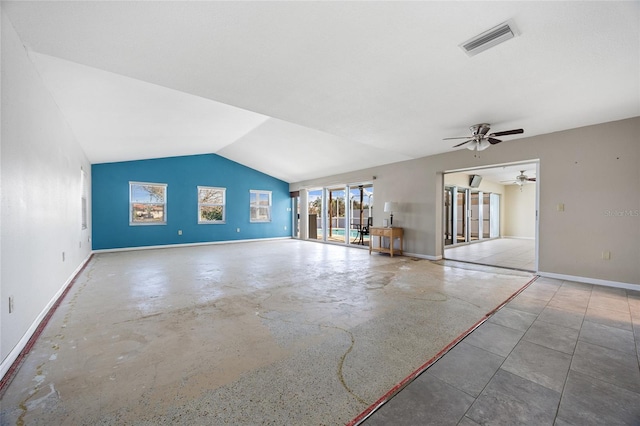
[91, 153, 291, 250]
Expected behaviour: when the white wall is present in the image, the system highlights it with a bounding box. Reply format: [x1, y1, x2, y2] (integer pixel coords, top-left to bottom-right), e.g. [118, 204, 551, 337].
[292, 117, 640, 286]
[1, 10, 92, 375]
[504, 183, 536, 238]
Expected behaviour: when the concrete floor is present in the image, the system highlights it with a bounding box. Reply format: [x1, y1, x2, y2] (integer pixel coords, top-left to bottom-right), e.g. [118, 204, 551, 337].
[444, 238, 536, 271]
[364, 276, 640, 425]
[0, 240, 533, 425]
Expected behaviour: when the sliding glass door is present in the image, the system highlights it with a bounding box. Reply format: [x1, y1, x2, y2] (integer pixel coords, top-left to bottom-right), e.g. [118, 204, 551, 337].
[305, 183, 374, 245]
[444, 186, 500, 246]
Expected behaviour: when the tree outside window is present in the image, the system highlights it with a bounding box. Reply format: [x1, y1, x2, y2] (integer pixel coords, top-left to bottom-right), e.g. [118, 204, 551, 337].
[250, 190, 271, 222]
[130, 182, 167, 225]
[198, 186, 226, 223]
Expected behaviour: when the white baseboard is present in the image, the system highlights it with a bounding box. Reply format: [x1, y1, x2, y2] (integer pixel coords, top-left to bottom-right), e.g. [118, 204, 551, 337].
[538, 271, 639, 292]
[1, 253, 93, 381]
[92, 236, 292, 253]
[403, 252, 442, 261]
[502, 236, 536, 240]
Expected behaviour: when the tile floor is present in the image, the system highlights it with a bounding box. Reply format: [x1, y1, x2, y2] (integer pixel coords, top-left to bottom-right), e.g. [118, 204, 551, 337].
[444, 238, 536, 271]
[363, 276, 640, 425]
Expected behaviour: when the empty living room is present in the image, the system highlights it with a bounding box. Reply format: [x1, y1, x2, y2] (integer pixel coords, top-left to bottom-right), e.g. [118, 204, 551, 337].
[1, 2, 638, 425]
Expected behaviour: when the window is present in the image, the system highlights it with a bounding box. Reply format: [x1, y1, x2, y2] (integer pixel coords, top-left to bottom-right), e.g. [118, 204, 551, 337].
[130, 182, 167, 225]
[198, 186, 226, 223]
[250, 190, 271, 222]
[81, 167, 88, 230]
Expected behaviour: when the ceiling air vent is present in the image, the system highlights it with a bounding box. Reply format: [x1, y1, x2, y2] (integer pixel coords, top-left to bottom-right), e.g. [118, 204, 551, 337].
[460, 20, 518, 57]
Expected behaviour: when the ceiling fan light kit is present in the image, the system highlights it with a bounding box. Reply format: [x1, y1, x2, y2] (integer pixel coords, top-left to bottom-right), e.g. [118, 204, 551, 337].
[467, 139, 491, 151]
[444, 123, 524, 151]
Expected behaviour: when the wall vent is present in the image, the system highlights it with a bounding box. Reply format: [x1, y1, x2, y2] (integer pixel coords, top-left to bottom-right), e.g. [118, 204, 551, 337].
[460, 21, 518, 57]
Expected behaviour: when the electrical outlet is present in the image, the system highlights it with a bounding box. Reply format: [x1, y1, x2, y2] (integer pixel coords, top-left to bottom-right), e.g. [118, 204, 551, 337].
[178, 230, 183, 235]
[557, 203, 564, 212]
[284, 226, 287, 231]
[602, 251, 611, 260]
[9, 296, 14, 313]
[237, 228, 240, 232]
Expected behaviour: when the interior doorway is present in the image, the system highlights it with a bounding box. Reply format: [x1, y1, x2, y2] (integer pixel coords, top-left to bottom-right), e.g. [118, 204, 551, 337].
[443, 162, 539, 271]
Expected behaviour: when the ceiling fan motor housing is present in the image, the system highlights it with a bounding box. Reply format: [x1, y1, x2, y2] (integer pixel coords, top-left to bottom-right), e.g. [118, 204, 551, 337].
[471, 123, 491, 136]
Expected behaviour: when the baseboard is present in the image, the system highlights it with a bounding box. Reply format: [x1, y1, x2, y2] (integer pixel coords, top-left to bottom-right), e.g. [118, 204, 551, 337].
[403, 252, 442, 261]
[502, 236, 536, 240]
[92, 236, 292, 253]
[538, 271, 639, 292]
[0, 253, 93, 390]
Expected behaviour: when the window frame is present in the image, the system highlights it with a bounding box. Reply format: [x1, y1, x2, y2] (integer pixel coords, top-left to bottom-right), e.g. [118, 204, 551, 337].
[250, 190, 272, 223]
[129, 181, 168, 226]
[197, 186, 226, 224]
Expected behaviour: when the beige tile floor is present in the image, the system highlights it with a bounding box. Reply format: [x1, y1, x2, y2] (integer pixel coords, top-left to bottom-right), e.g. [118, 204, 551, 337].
[444, 238, 536, 271]
[0, 240, 533, 425]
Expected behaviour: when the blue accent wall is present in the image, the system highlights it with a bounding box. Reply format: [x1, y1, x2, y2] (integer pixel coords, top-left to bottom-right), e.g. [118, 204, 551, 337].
[92, 154, 291, 250]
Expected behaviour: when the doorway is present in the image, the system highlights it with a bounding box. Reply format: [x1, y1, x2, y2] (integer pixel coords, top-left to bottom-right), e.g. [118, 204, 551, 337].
[443, 162, 538, 271]
[305, 183, 374, 245]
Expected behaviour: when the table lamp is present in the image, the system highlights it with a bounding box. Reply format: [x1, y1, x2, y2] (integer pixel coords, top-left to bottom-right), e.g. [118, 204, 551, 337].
[383, 202, 397, 227]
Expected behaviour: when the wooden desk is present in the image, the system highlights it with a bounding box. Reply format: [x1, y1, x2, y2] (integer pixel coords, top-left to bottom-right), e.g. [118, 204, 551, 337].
[369, 227, 403, 257]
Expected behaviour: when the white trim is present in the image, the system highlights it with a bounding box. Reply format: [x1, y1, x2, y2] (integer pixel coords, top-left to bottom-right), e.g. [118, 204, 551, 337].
[1, 253, 93, 380]
[197, 186, 226, 224]
[404, 252, 443, 261]
[249, 189, 272, 223]
[129, 181, 168, 226]
[502, 236, 536, 240]
[92, 237, 292, 253]
[538, 271, 640, 292]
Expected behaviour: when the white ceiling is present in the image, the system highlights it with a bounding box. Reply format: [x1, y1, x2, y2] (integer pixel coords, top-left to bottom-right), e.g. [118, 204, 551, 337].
[3, 1, 639, 183]
[449, 163, 538, 186]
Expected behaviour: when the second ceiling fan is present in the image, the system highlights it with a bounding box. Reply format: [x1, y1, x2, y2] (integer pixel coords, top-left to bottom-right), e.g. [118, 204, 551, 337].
[445, 123, 524, 151]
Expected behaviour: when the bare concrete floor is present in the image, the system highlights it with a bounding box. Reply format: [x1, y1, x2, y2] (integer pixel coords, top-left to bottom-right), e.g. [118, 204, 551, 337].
[0, 240, 533, 425]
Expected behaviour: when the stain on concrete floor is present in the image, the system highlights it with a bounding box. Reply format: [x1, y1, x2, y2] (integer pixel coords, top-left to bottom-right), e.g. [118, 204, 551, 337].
[1, 240, 533, 425]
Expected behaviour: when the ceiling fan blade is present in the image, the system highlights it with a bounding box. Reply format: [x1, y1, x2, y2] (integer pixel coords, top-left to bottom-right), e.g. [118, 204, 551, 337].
[452, 139, 473, 148]
[488, 137, 502, 144]
[490, 128, 524, 137]
[443, 136, 472, 140]
[528, 178, 536, 181]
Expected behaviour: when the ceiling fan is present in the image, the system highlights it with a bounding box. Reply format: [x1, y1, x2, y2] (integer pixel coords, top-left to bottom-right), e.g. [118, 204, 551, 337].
[444, 123, 524, 151]
[501, 170, 536, 186]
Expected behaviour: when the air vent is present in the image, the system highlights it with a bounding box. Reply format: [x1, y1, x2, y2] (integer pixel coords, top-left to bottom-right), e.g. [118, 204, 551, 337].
[460, 21, 518, 57]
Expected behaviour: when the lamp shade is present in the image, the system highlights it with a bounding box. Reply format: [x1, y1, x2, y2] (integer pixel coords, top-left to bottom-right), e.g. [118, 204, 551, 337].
[384, 202, 397, 213]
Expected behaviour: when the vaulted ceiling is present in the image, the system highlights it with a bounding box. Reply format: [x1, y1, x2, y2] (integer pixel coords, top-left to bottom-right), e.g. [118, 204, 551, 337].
[3, 1, 639, 182]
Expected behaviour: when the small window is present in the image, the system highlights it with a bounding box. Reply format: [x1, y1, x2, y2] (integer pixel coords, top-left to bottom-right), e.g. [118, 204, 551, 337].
[130, 182, 167, 225]
[198, 186, 226, 224]
[250, 190, 272, 222]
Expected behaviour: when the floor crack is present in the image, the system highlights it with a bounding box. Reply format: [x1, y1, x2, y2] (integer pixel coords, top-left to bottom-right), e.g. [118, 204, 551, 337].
[256, 313, 368, 405]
